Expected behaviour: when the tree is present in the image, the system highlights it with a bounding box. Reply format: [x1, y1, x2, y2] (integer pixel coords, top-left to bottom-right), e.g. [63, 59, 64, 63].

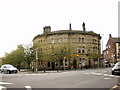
[13, 45, 26, 69]
[24, 44, 35, 69]
[3, 45, 26, 70]
[88, 52, 100, 68]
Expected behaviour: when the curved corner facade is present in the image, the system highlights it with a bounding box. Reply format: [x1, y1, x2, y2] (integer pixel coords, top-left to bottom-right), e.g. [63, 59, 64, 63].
[33, 26, 101, 70]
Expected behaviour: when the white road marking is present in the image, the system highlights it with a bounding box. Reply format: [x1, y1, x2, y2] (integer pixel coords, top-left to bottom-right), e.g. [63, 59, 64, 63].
[0, 86, 7, 90]
[104, 77, 112, 80]
[17, 75, 23, 76]
[0, 82, 12, 90]
[25, 85, 32, 90]
[103, 74, 120, 78]
[91, 72, 102, 75]
[0, 82, 13, 84]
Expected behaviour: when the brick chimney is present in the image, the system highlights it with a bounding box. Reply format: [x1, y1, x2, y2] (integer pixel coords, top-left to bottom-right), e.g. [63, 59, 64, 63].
[109, 34, 112, 39]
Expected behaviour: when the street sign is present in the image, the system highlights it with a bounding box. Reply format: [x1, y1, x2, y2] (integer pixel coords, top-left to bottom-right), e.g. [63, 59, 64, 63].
[70, 54, 79, 57]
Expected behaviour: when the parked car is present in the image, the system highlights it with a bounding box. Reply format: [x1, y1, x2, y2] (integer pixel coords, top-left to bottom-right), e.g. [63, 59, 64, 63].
[103, 59, 110, 67]
[0, 64, 18, 74]
[111, 62, 120, 75]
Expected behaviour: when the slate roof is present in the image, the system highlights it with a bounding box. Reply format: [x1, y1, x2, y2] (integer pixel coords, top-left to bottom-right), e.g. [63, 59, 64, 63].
[112, 38, 120, 43]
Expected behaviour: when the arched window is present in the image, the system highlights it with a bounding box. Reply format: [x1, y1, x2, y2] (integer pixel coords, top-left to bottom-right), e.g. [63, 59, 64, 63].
[78, 37, 81, 42]
[51, 38, 54, 43]
[59, 37, 62, 43]
[82, 38, 84, 42]
[82, 46, 85, 53]
[93, 47, 97, 52]
[77, 46, 81, 54]
[63, 37, 67, 42]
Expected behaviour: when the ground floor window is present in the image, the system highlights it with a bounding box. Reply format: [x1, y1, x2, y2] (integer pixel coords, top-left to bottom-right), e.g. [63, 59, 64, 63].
[48, 62, 51, 67]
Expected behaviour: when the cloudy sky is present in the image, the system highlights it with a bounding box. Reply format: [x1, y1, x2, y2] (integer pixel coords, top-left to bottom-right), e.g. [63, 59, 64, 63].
[0, 0, 119, 57]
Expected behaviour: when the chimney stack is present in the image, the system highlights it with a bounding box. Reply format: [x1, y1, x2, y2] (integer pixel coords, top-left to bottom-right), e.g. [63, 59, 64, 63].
[109, 34, 112, 39]
[82, 22, 86, 31]
[69, 23, 72, 30]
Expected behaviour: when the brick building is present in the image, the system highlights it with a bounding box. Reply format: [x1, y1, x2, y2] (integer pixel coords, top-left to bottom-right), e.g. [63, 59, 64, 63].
[103, 34, 120, 64]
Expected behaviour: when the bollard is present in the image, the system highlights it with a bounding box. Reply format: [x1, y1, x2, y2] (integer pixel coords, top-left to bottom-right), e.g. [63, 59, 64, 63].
[44, 66, 45, 73]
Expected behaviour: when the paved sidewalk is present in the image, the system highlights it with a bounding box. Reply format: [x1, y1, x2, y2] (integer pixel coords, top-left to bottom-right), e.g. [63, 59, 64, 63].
[18, 67, 111, 74]
[18, 70, 66, 74]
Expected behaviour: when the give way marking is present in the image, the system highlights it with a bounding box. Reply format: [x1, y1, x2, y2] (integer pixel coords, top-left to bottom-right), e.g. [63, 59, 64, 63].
[25, 85, 32, 90]
[0, 81, 13, 90]
[0, 82, 13, 84]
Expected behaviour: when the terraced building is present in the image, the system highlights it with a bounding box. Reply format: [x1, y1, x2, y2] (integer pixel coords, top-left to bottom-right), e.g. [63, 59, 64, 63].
[33, 23, 101, 70]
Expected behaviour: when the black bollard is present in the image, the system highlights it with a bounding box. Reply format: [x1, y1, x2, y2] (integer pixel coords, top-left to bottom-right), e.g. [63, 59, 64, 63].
[57, 66, 58, 72]
[44, 66, 45, 73]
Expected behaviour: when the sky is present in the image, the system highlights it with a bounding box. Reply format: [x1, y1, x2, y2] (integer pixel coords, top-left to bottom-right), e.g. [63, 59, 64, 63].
[0, 0, 119, 57]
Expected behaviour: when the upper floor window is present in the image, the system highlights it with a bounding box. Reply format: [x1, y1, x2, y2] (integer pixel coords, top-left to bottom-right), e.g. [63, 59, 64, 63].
[51, 38, 54, 43]
[38, 40, 43, 43]
[119, 49, 120, 52]
[78, 37, 84, 43]
[82, 46, 85, 53]
[78, 37, 81, 42]
[40, 48, 43, 54]
[82, 38, 84, 42]
[119, 43, 120, 46]
[93, 47, 97, 52]
[107, 51, 108, 54]
[93, 39, 97, 43]
[77, 47, 81, 54]
[59, 37, 62, 43]
[77, 46, 85, 54]
[63, 37, 67, 42]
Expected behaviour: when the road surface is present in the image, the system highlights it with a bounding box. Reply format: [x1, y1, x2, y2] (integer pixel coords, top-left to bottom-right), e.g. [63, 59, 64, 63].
[0, 68, 120, 89]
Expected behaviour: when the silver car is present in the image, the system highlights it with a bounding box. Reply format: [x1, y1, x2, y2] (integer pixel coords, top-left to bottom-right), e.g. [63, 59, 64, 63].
[111, 62, 120, 75]
[0, 64, 18, 74]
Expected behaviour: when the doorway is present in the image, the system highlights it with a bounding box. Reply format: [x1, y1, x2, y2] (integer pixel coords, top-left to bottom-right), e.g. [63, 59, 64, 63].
[52, 62, 55, 70]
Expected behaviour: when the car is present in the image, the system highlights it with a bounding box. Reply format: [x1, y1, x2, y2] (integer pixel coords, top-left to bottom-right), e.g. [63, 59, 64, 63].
[103, 59, 110, 67]
[0, 64, 18, 74]
[111, 62, 120, 75]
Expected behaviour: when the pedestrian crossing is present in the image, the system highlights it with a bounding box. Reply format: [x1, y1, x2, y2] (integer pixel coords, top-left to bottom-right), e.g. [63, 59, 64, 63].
[84, 71, 120, 78]
[0, 70, 120, 78]
[0, 70, 119, 89]
[0, 81, 32, 90]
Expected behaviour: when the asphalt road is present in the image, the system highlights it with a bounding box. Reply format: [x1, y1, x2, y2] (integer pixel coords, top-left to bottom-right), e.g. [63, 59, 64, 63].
[0, 68, 120, 89]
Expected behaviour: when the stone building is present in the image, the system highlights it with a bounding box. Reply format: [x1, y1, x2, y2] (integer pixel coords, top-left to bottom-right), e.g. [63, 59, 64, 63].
[103, 34, 120, 64]
[33, 23, 101, 70]
[0, 58, 2, 66]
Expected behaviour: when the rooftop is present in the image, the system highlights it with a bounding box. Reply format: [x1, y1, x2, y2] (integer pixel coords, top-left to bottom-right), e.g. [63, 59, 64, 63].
[33, 29, 101, 41]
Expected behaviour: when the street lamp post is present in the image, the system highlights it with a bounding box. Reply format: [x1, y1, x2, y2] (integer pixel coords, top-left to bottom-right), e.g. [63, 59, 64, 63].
[36, 49, 38, 72]
[63, 57, 66, 70]
[112, 54, 115, 64]
[101, 34, 104, 54]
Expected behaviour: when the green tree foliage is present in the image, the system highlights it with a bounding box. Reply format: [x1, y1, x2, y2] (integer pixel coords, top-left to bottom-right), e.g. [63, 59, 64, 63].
[89, 52, 100, 60]
[24, 44, 35, 69]
[3, 45, 26, 68]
